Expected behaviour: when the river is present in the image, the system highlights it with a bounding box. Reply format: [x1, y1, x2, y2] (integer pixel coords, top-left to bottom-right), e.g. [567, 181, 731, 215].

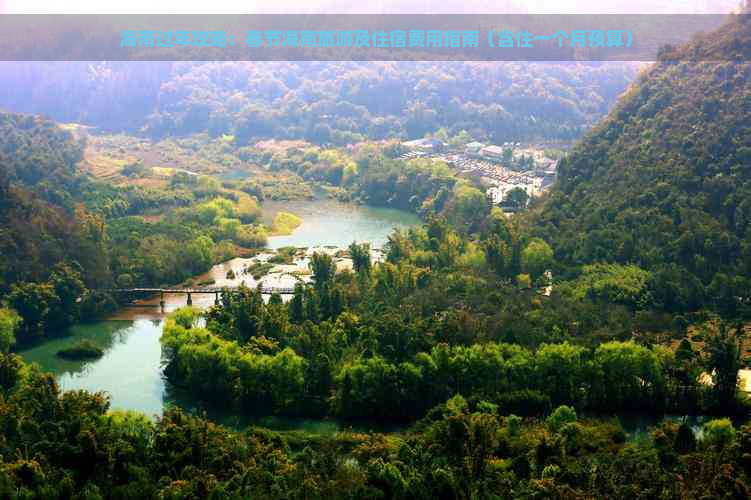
[17, 198, 707, 437]
[261, 196, 420, 249]
[19, 198, 419, 433]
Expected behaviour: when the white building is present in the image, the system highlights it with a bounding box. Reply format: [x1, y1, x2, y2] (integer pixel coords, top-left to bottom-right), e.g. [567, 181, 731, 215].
[486, 186, 504, 204]
[465, 141, 485, 155]
[480, 145, 505, 160]
[486, 176, 545, 206]
[401, 138, 444, 152]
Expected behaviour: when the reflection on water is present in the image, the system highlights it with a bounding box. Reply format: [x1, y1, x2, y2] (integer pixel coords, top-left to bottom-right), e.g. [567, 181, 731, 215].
[165, 383, 402, 434]
[20, 320, 167, 417]
[19, 319, 402, 434]
[261, 197, 420, 249]
[19, 321, 715, 436]
[109, 198, 419, 320]
[613, 412, 709, 439]
[18, 199, 420, 433]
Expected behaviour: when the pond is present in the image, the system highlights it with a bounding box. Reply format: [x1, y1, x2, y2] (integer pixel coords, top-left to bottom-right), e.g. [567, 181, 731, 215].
[19, 198, 419, 433]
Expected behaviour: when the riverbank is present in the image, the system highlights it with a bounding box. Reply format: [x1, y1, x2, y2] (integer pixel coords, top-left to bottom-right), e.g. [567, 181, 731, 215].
[106, 243, 388, 320]
[18, 198, 420, 434]
[104, 196, 416, 320]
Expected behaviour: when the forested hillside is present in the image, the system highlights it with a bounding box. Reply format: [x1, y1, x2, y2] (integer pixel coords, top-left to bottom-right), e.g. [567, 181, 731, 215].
[0, 113, 83, 192]
[0, 111, 271, 331]
[0, 61, 638, 144]
[534, 14, 751, 317]
[0, 352, 750, 499]
[0, 113, 110, 291]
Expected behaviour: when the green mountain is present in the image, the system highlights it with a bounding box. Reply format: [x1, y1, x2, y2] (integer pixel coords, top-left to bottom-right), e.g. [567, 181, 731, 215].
[534, 14, 751, 315]
[0, 112, 110, 291]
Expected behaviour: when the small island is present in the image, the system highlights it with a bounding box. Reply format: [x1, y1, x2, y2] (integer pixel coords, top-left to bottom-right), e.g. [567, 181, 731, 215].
[271, 211, 302, 236]
[56, 340, 105, 360]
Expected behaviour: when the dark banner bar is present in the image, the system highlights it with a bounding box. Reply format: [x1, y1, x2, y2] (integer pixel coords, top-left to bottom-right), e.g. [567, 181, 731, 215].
[0, 14, 744, 61]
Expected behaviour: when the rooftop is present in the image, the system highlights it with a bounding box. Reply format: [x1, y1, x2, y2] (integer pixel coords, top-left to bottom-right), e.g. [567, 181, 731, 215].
[402, 138, 444, 148]
[481, 145, 505, 155]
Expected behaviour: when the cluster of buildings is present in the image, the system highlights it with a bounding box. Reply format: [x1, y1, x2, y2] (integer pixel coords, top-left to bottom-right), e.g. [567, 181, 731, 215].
[485, 175, 545, 206]
[463, 141, 519, 160]
[400, 137, 560, 210]
[465, 141, 557, 170]
[399, 138, 445, 155]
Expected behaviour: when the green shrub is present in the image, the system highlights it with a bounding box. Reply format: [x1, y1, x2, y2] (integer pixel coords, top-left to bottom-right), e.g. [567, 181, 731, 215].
[702, 418, 735, 449]
[547, 405, 577, 433]
[57, 340, 104, 360]
[271, 212, 302, 236]
[497, 390, 551, 416]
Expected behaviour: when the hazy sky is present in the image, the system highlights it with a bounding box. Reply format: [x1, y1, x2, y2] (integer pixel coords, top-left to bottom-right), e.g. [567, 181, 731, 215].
[2, 0, 743, 14]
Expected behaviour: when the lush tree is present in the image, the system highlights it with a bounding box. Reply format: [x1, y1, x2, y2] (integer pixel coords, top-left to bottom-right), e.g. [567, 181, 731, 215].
[349, 242, 372, 276]
[289, 283, 305, 324]
[0, 308, 19, 353]
[590, 341, 663, 411]
[535, 343, 586, 406]
[702, 418, 736, 450]
[546, 405, 577, 432]
[309, 252, 336, 290]
[521, 238, 553, 283]
[571, 263, 651, 309]
[505, 187, 529, 210]
[704, 323, 742, 412]
[7, 281, 57, 338]
[46, 263, 86, 330]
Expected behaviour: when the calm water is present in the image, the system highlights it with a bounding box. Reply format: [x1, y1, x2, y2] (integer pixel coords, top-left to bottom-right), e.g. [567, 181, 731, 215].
[19, 319, 399, 434]
[261, 197, 419, 249]
[19, 322, 706, 436]
[21, 320, 167, 416]
[107, 197, 419, 319]
[20, 199, 418, 432]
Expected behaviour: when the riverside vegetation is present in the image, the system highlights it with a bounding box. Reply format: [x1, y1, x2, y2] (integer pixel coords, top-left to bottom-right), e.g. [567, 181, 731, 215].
[1, 13, 751, 498]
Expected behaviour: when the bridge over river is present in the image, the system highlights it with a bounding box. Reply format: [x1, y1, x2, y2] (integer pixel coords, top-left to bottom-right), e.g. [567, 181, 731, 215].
[104, 286, 297, 308]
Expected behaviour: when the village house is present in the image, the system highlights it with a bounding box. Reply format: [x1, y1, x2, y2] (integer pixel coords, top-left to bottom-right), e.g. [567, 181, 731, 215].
[464, 141, 485, 156]
[480, 145, 505, 161]
[401, 137, 445, 153]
